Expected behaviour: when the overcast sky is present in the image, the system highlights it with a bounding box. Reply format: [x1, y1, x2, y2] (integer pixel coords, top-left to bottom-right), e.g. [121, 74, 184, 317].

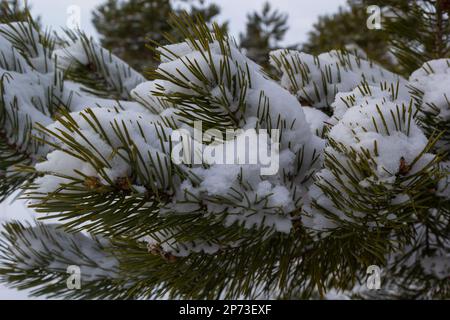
[27, 0, 349, 46]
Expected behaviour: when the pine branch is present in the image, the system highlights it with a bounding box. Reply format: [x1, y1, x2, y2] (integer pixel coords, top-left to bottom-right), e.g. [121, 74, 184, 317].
[0, 221, 120, 299]
[0, 10, 448, 300]
[373, 0, 450, 75]
[270, 49, 402, 113]
[54, 30, 146, 100]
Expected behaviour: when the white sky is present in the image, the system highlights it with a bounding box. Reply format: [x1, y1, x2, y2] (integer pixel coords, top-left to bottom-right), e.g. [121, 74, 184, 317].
[27, 0, 349, 46]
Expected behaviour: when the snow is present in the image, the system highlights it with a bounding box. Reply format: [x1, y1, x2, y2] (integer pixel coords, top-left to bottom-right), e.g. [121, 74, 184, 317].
[30, 35, 325, 248]
[410, 59, 450, 121]
[303, 106, 329, 136]
[330, 101, 429, 177]
[270, 49, 403, 109]
[0, 193, 119, 299]
[389, 217, 450, 283]
[53, 36, 146, 100]
[409, 59, 450, 152]
[305, 84, 436, 231]
[0, 195, 35, 299]
[0, 17, 449, 298]
[0, 69, 56, 157]
[0, 22, 52, 73]
[10, 223, 119, 281]
[33, 107, 174, 195]
[0, 33, 31, 73]
[148, 39, 325, 238]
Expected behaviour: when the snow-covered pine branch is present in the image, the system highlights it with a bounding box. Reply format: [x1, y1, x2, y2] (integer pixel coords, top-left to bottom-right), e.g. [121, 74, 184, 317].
[0, 222, 120, 299]
[270, 49, 402, 112]
[0, 12, 448, 299]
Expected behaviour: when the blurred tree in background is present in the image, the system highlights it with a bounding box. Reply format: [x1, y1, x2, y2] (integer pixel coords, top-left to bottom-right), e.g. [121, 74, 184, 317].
[368, 0, 450, 75]
[301, 0, 394, 71]
[240, 2, 289, 70]
[93, 0, 227, 73]
[302, 0, 450, 76]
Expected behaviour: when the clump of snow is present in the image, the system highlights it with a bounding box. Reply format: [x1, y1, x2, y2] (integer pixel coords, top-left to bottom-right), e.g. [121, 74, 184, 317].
[305, 84, 436, 231]
[410, 59, 450, 121]
[331, 83, 411, 121]
[409, 59, 450, 152]
[33, 107, 174, 194]
[0, 68, 58, 157]
[270, 49, 403, 109]
[0, 22, 53, 73]
[53, 35, 146, 100]
[5, 223, 118, 281]
[303, 107, 329, 137]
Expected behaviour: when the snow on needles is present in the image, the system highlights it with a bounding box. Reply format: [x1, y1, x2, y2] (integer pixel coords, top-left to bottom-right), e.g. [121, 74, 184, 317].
[0, 19, 448, 275]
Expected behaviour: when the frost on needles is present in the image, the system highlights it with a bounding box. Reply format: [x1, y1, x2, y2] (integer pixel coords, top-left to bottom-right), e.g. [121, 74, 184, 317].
[0, 13, 449, 299]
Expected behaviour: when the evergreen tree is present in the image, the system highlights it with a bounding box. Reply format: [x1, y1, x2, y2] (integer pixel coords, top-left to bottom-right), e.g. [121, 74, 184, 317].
[185, 0, 222, 24]
[302, 0, 394, 71]
[0, 10, 448, 300]
[303, 0, 450, 76]
[369, 0, 450, 75]
[240, 2, 289, 69]
[92, 0, 226, 72]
